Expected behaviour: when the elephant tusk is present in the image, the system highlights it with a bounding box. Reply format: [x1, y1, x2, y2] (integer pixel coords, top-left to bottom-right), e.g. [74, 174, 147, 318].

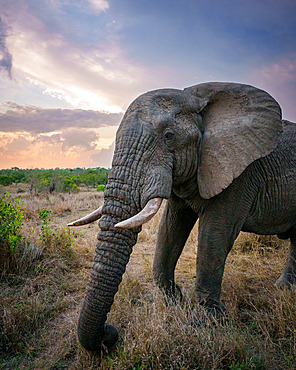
[115, 198, 163, 229]
[68, 206, 103, 226]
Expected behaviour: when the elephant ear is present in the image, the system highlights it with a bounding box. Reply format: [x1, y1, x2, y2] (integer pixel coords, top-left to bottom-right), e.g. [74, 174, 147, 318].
[184, 82, 282, 199]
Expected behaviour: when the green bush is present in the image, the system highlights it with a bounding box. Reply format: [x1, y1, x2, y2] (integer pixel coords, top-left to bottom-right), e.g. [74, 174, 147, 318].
[0, 191, 24, 253]
[39, 208, 53, 245]
[38, 208, 75, 256]
[58, 176, 80, 193]
[0, 191, 26, 272]
[0, 167, 109, 193]
[71, 183, 80, 193]
[0, 174, 14, 186]
[97, 184, 106, 192]
[1, 203, 78, 359]
[0, 194, 76, 277]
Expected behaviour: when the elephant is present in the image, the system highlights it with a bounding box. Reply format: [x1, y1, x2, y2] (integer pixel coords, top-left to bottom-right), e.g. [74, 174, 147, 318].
[69, 82, 296, 351]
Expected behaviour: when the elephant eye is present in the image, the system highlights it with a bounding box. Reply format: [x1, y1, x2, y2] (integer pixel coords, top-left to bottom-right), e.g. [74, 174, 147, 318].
[164, 131, 176, 150]
[164, 132, 174, 141]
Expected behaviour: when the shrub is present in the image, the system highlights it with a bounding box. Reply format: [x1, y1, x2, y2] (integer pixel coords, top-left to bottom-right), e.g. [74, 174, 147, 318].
[0, 174, 14, 186]
[97, 184, 106, 192]
[0, 198, 76, 277]
[58, 176, 80, 193]
[0, 191, 26, 272]
[71, 183, 80, 193]
[1, 203, 79, 359]
[39, 208, 53, 244]
[38, 208, 75, 257]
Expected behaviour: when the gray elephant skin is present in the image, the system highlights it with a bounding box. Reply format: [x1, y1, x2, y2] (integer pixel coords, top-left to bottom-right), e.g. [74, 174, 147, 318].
[70, 82, 296, 351]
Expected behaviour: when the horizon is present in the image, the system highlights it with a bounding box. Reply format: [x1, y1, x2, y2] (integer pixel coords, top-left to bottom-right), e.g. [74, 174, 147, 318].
[1, 0, 295, 169]
[0, 166, 111, 170]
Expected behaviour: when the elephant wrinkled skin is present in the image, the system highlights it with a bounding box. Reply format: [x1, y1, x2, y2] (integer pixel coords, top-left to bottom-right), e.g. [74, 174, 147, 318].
[70, 82, 296, 351]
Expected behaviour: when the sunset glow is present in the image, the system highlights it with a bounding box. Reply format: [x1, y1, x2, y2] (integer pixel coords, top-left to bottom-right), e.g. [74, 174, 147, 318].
[0, 0, 295, 169]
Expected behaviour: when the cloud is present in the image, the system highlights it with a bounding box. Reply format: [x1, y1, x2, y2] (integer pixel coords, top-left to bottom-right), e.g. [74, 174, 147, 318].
[253, 57, 296, 84]
[0, 0, 147, 112]
[0, 102, 122, 133]
[61, 128, 99, 151]
[251, 55, 296, 121]
[92, 141, 114, 168]
[87, 0, 109, 13]
[0, 100, 121, 168]
[4, 134, 32, 153]
[0, 128, 114, 169]
[0, 17, 12, 78]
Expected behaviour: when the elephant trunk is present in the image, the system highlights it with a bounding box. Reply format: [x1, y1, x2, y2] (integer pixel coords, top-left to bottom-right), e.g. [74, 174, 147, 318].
[77, 205, 139, 351]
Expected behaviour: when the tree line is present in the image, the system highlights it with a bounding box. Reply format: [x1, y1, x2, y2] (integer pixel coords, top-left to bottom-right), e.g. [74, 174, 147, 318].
[0, 167, 109, 193]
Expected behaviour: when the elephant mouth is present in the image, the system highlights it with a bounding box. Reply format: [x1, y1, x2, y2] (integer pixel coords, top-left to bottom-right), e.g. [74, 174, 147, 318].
[68, 197, 163, 229]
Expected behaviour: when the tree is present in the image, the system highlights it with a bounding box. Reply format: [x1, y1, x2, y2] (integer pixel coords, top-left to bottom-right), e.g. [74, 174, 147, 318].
[0, 175, 13, 186]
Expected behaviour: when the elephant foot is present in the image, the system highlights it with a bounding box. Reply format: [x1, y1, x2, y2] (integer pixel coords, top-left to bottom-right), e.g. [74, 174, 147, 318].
[163, 283, 183, 304]
[275, 271, 296, 288]
[151, 284, 183, 305]
[190, 304, 227, 327]
[102, 323, 119, 349]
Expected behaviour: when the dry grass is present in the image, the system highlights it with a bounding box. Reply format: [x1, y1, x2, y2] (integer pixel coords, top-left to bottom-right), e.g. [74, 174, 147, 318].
[1, 186, 295, 369]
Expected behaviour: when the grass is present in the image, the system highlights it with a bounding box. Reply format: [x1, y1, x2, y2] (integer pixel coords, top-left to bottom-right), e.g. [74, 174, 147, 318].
[0, 185, 295, 369]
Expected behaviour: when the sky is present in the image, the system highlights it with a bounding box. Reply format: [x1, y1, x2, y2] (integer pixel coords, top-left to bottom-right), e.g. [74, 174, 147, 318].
[0, 0, 295, 169]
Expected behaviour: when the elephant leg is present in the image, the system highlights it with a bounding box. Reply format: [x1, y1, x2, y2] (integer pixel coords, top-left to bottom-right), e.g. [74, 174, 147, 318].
[153, 194, 198, 298]
[276, 227, 296, 287]
[193, 211, 243, 320]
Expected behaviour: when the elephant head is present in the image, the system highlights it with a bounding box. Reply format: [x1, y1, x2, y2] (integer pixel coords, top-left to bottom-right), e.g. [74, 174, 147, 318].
[70, 82, 282, 351]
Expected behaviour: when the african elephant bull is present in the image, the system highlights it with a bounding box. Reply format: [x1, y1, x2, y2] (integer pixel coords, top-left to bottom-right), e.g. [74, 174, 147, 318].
[69, 82, 296, 351]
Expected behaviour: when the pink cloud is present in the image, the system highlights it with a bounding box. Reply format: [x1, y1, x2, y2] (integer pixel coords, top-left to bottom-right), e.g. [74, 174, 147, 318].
[92, 141, 114, 168]
[0, 103, 120, 169]
[0, 129, 112, 169]
[87, 0, 109, 13]
[0, 102, 121, 133]
[251, 56, 296, 121]
[0, 0, 148, 112]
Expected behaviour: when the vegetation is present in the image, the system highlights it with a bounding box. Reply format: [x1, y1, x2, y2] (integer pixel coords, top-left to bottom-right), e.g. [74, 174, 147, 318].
[97, 184, 106, 192]
[0, 191, 25, 255]
[0, 185, 295, 369]
[0, 167, 109, 194]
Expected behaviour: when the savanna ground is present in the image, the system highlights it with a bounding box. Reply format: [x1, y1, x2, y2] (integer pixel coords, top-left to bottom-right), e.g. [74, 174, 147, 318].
[1, 184, 296, 369]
